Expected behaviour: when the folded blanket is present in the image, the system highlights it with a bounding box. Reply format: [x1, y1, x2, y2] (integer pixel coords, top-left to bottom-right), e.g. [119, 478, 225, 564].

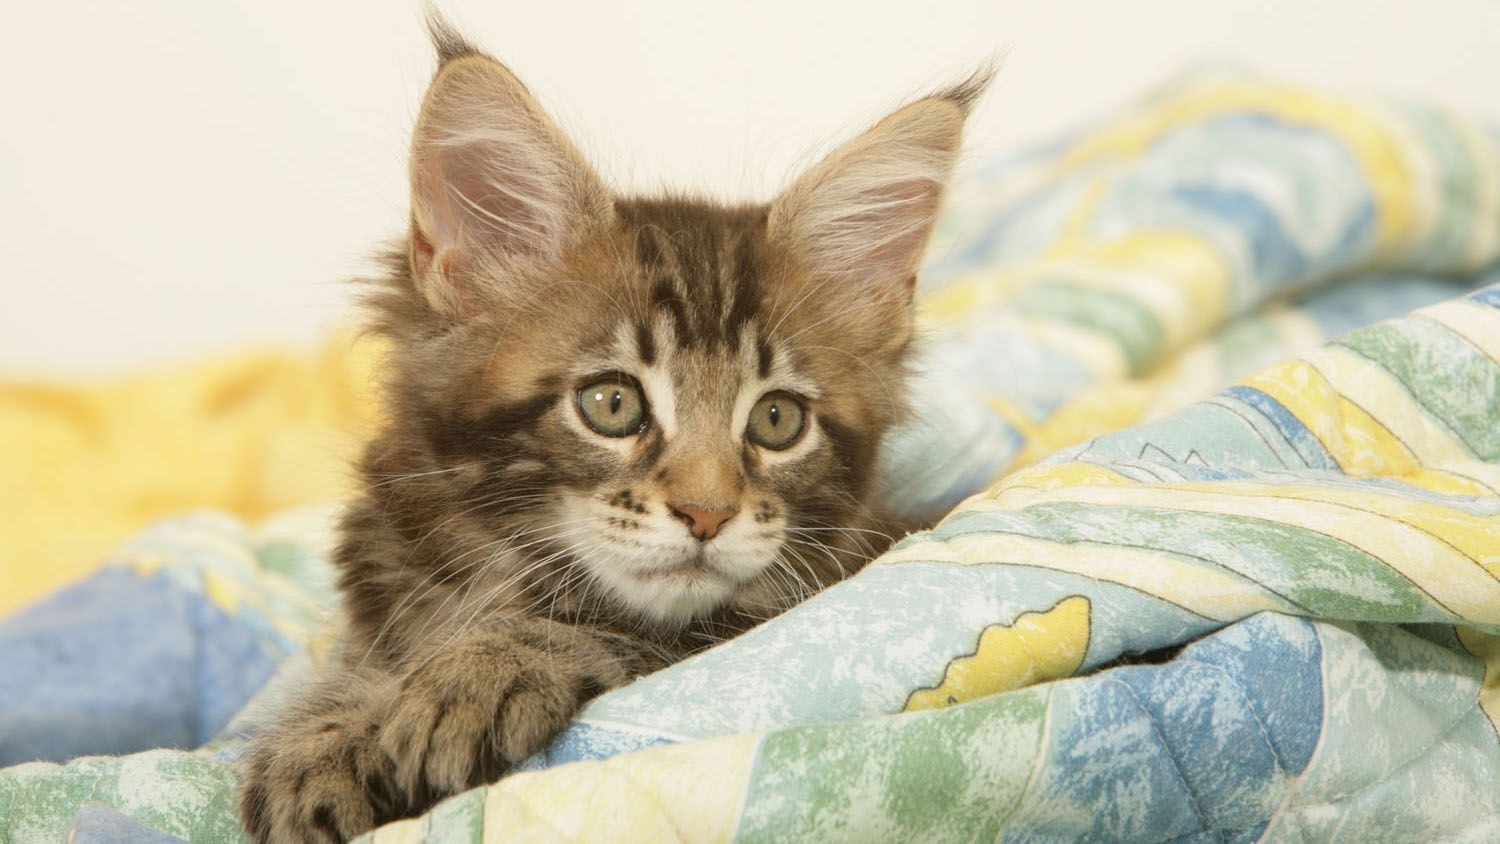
[2, 74, 1498, 843]
[355, 282, 1500, 843]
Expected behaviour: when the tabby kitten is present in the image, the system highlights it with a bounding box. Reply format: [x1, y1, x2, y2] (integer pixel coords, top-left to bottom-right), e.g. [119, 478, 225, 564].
[238, 18, 984, 843]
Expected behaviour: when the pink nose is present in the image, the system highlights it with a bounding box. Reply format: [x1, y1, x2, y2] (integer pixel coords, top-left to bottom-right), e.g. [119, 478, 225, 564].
[667, 502, 738, 541]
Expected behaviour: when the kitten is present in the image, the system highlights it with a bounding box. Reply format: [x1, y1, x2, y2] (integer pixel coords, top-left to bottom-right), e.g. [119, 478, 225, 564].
[238, 16, 985, 843]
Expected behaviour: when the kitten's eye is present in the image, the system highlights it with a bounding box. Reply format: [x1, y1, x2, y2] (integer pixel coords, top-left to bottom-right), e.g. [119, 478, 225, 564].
[746, 391, 805, 450]
[577, 377, 647, 437]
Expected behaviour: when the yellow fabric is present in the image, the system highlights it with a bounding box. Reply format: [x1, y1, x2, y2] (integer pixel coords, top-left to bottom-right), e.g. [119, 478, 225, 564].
[0, 334, 381, 615]
[902, 596, 1090, 712]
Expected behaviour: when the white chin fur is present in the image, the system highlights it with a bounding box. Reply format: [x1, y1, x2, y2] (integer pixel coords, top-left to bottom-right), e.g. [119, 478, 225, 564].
[599, 566, 737, 625]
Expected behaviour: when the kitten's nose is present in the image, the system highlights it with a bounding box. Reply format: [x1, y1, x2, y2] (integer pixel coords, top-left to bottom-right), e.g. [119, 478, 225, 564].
[667, 502, 738, 541]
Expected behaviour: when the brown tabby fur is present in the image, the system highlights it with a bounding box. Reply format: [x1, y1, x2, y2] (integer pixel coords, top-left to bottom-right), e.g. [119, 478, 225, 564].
[238, 16, 985, 843]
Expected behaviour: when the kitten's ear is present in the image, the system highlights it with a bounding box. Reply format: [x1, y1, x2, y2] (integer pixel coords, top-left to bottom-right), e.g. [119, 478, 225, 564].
[768, 71, 989, 346]
[408, 21, 611, 315]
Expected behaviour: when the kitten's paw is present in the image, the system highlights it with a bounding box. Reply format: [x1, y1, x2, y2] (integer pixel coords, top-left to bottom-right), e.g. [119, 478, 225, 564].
[238, 716, 404, 844]
[379, 627, 629, 795]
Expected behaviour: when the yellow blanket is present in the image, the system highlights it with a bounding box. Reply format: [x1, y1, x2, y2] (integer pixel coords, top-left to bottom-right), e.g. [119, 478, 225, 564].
[0, 334, 380, 615]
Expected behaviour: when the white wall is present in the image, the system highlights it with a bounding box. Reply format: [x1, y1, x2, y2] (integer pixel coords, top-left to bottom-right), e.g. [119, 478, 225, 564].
[3, 0, 1496, 375]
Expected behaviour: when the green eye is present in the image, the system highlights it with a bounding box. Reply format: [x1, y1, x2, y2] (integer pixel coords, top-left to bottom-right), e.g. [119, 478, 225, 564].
[746, 391, 806, 450]
[577, 377, 647, 437]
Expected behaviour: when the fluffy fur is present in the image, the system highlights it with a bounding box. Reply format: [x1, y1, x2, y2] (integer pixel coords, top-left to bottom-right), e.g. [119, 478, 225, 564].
[238, 15, 986, 843]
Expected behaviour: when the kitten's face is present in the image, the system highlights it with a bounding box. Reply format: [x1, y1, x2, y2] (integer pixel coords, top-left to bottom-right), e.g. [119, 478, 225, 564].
[559, 332, 823, 623]
[389, 202, 907, 625]
[367, 44, 977, 628]
[543, 205, 892, 623]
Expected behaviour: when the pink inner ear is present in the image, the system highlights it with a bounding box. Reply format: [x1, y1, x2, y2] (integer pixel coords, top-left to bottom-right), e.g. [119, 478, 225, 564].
[414, 131, 572, 268]
[410, 205, 480, 315]
[411, 226, 438, 278]
[832, 178, 942, 286]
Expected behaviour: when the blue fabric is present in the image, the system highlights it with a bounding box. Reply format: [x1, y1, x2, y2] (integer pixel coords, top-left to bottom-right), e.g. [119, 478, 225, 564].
[68, 803, 189, 844]
[0, 568, 276, 766]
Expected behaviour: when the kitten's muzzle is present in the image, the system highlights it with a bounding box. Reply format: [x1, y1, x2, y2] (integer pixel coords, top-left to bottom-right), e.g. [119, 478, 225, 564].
[667, 502, 738, 541]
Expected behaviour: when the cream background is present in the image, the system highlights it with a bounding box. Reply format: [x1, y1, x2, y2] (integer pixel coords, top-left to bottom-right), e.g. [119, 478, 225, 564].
[3, 0, 1495, 374]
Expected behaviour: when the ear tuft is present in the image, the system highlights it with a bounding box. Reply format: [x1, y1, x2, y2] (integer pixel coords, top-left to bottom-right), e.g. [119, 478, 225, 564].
[929, 60, 999, 116]
[424, 7, 482, 66]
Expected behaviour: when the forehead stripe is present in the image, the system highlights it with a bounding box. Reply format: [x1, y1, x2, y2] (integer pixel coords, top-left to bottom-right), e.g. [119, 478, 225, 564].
[723, 237, 761, 348]
[650, 279, 696, 346]
[756, 336, 774, 378]
[635, 320, 657, 365]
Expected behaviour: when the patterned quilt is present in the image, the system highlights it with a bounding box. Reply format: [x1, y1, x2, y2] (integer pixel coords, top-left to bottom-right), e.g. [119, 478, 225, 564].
[2, 75, 1498, 843]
